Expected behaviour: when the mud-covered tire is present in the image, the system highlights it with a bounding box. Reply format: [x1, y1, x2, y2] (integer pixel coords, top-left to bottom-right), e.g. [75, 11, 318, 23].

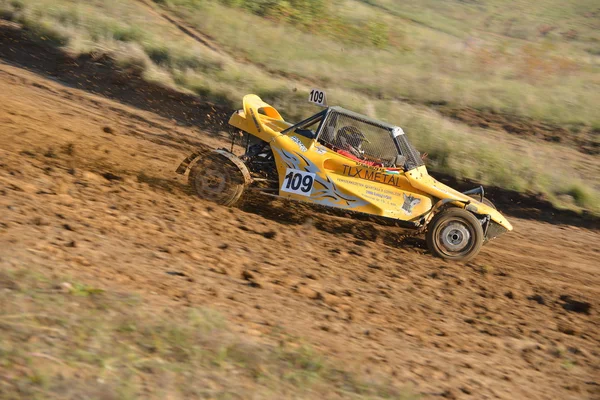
[426, 207, 484, 262]
[468, 194, 496, 210]
[188, 153, 246, 206]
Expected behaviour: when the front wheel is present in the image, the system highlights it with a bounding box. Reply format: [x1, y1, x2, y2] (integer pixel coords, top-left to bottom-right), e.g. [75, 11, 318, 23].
[188, 153, 246, 206]
[426, 208, 484, 262]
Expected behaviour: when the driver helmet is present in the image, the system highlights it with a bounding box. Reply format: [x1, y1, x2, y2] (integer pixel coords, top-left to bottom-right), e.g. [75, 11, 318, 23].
[337, 126, 369, 158]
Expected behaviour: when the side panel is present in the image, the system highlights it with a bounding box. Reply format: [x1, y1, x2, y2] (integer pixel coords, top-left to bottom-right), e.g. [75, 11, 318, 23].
[270, 133, 433, 220]
[406, 166, 513, 231]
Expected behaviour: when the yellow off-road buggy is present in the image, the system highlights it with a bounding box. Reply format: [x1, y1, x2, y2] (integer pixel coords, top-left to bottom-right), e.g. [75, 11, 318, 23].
[177, 93, 512, 261]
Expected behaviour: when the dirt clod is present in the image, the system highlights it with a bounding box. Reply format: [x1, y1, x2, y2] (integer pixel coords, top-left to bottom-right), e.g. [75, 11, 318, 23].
[102, 172, 122, 181]
[32, 217, 48, 226]
[0, 272, 19, 290]
[459, 386, 472, 395]
[557, 322, 578, 336]
[262, 230, 277, 239]
[559, 295, 591, 314]
[62, 223, 75, 231]
[166, 271, 186, 277]
[527, 294, 545, 305]
[242, 270, 262, 288]
[296, 286, 323, 300]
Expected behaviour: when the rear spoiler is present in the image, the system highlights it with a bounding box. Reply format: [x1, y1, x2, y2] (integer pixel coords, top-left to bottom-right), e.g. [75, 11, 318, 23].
[243, 94, 283, 121]
[228, 94, 284, 142]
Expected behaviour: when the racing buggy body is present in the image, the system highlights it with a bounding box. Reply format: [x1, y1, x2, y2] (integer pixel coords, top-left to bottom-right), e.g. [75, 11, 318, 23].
[177, 94, 513, 261]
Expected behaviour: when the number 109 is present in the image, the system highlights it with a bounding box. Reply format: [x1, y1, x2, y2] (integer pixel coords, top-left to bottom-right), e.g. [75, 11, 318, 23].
[284, 171, 313, 193]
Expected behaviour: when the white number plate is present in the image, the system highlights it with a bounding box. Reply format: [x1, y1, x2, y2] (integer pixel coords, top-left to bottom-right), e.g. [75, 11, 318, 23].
[281, 168, 315, 196]
[308, 89, 327, 107]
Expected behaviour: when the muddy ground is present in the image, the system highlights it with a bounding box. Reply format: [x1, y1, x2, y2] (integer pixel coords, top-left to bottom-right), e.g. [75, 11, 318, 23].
[1, 53, 599, 400]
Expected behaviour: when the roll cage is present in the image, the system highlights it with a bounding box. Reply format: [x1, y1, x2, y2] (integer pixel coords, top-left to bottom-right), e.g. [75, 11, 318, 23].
[282, 107, 423, 170]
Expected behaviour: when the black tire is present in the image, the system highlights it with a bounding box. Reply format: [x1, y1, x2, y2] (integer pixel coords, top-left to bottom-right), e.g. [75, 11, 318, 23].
[426, 208, 484, 262]
[188, 153, 246, 206]
[468, 194, 496, 209]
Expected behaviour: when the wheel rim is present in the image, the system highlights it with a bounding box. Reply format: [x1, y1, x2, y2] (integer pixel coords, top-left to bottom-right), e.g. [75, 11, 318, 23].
[435, 218, 476, 257]
[194, 162, 231, 201]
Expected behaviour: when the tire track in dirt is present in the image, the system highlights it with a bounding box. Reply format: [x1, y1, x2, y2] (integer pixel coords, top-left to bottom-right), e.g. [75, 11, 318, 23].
[135, 0, 325, 87]
[136, 0, 222, 54]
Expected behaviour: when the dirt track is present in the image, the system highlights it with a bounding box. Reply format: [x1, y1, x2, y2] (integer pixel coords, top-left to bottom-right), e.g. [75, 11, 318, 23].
[1, 59, 599, 399]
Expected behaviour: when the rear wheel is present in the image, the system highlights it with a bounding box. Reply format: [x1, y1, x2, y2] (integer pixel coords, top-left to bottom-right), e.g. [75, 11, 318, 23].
[188, 153, 246, 206]
[426, 208, 484, 262]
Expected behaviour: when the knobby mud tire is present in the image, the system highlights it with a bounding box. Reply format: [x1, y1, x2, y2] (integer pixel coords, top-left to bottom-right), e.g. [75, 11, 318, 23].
[188, 153, 246, 207]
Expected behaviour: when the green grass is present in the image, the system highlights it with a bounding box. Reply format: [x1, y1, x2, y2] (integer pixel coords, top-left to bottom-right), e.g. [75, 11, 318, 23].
[0, 268, 415, 399]
[1, 0, 599, 215]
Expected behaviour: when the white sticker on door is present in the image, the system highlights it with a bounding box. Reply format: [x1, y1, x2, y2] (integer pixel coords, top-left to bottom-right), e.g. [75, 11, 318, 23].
[281, 168, 315, 196]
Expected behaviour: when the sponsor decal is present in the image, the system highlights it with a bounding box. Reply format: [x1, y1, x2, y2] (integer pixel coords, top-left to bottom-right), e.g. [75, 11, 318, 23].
[402, 193, 420, 215]
[342, 165, 404, 187]
[314, 145, 327, 155]
[290, 136, 308, 152]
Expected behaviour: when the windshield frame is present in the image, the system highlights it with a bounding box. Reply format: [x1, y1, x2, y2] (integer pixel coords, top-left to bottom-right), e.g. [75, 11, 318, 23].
[281, 109, 327, 136]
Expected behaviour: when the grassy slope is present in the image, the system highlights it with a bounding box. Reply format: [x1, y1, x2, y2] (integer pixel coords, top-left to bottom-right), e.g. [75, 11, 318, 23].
[173, 0, 600, 126]
[0, 0, 599, 214]
[0, 268, 413, 399]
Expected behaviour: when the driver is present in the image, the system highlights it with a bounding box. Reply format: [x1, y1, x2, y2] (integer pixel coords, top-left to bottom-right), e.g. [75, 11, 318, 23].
[336, 126, 381, 167]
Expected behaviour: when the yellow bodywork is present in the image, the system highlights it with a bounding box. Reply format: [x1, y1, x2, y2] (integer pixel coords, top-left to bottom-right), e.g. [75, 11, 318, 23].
[229, 95, 512, 231]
